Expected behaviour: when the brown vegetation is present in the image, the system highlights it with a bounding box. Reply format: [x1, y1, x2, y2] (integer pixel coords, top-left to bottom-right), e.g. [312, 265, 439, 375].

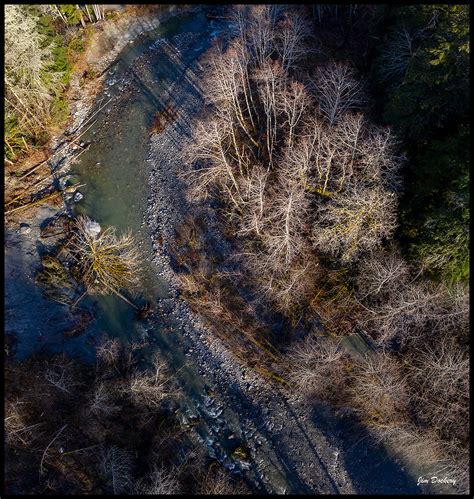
[184, 5, 401, 316]
[4, 339, 251, 495]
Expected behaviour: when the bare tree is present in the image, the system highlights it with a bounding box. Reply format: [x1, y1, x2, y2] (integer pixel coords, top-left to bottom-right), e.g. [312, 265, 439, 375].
[312, 62, 365, 125]
[65, 216, 141, 307]
[238, 164, 269, 237]
[288, 336, 347, 400]
[89, 382, 118, 417]
[355, 248, 410, 301]
[263, 258, 320, 313]
[349, 353, 410, 425]
[377, 26, 415, 84]
[277, 80, 313, 149]
[313, 187, 398, 263]
[100, 445, 133, 494]
[356, 123, 404, 192]
[231, 5, 282, 67]
[128, 353, 177, 409]
[260, 171, 311, 268]
[96, 338, 122, 368]
[43, 356, 78, 394]
[136, 465, 181, 495]
[436, 282, 470, 334]
[253, 59, 285, 166]
[187, 118, 246, 207]
[275, 12, 311, 72]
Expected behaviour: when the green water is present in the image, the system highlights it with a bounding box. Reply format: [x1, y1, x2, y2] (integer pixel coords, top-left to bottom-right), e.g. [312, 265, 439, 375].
[71, 9, 212, 342]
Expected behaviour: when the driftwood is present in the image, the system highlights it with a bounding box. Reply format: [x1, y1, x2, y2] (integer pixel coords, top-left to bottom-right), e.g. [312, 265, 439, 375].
[20, 118, 97, 180]
[5, 184, 85, 215]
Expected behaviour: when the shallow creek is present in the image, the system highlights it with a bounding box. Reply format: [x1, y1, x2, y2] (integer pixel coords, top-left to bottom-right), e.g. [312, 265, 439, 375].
[69, 7, 280, 491]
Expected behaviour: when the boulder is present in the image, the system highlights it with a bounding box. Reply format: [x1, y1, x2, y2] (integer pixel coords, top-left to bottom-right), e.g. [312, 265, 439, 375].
[18, 223, 31, 235]
[73, 191, 84, 202]
[85, 220, 101, 238]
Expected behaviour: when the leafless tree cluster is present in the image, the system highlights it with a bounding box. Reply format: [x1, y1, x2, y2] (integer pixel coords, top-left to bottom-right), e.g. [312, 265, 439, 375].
[179, 6, 468, 489]
[136, 465, 181, 495]
[185, 5, 402, 312]
[405, 337, 469, 480]
[127, 353, 179, 409]
[4, 5, 59, 143]
[287, 276, 468, 491]
[354, 250, 469, 349]
[349, 353, 411, 426]
[288, 336, 347, 401]
[349, 249, 469, 486]
[5, 341, 249, 495]
[407, 339, 469, 438]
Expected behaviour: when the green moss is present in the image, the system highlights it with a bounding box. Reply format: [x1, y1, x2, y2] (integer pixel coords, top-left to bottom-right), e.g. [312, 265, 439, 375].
[50, 96, 69, 127]
[59, 4, 82, 25]
[230, 443, 250, 461]
[67, 33, 85, 61]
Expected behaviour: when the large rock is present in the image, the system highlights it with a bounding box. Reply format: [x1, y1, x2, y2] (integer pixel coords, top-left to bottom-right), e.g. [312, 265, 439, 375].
[85, 220, 101, 238]
[73, 191, 84, 203]
[18, 223, 31, 235]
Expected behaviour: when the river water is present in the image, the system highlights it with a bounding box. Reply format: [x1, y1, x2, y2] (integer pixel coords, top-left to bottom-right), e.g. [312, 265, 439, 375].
[68, 6, 276, 491]
[70, 9, 215, 346]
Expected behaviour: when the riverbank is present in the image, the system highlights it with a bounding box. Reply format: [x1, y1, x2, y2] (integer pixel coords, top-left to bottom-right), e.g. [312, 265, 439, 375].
[4, 5, 200, 360]
[143, 27, 426, 494]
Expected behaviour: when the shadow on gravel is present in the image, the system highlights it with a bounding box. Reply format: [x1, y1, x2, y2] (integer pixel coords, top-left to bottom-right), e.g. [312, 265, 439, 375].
[308, 402, 421, 495]
[223, 378, 333, 494]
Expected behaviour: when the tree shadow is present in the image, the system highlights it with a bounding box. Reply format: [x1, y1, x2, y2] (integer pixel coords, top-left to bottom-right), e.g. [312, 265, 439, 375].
[307, 401, 421, 494]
